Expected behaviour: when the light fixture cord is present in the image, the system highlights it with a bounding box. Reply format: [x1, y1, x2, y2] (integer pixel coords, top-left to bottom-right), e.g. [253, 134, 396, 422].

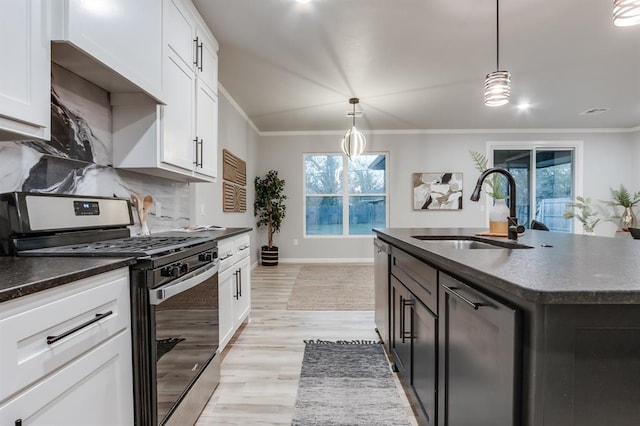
[352, 102, 356, 127]
[496, 0, 500, 70]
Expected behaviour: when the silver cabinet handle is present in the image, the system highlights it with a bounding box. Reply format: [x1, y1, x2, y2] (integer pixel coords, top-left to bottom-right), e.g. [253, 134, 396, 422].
[150, 261, 218, 305]
[238, 245, 249, 251]
[220, 253, 233, 261]
[442, 284, 481, 310]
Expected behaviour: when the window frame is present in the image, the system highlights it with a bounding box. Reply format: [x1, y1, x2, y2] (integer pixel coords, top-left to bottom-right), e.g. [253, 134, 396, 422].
[487, 140, 584, 232]
[303, 152, 390, 238]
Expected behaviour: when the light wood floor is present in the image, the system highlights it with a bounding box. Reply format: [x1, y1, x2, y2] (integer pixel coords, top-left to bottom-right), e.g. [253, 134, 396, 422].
[195, 263, 418, 426]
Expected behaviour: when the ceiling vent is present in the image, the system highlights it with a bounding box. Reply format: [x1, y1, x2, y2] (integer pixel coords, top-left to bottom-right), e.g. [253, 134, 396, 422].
[580, 108, 610, 115]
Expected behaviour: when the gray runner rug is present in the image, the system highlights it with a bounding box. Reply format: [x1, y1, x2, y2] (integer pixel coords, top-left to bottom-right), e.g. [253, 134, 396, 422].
[291, 340, 411, 426]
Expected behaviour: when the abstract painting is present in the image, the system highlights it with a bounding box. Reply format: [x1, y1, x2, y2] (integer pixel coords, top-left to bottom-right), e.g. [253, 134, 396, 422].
[412, 172, 463, 210]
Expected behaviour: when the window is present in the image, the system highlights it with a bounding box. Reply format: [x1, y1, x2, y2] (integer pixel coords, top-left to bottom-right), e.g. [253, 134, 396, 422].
[304, 153, 387, 236]
[489, 142, 582, 232]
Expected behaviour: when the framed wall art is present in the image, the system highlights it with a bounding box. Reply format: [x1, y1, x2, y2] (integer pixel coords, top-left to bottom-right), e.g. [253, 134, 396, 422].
[412, 172, 463, 210]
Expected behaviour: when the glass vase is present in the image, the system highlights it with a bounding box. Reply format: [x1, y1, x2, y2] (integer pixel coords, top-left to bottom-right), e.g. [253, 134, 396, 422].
[621, 207, 637, 231]
[489, 198, 510, 234]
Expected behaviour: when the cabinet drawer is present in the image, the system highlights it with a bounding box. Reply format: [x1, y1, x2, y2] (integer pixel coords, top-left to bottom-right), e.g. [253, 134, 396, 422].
[218, 239, 235, 271]
[235, 235, 250, 260]
[391, 248, 438, 314]
[0, 268, 130, 403]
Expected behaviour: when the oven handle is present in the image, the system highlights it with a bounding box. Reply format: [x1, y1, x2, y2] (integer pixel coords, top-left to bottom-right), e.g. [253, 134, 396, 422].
[149, 260, 219, 305]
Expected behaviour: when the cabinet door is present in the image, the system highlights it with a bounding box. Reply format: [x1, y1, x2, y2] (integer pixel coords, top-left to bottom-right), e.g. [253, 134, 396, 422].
[0, 0, 49, 140]
[59, 0, 162, 99]
[390, 275, 411, 377]
[218, 268, 235, 352]
[234, 256, 251, 326]
[195, 27, 218, 95]
[165, 0, 197, 70]
[438, 274, 520, 426]
[413, 298, 437, 425]
[195, 81, 218, 179]
[0, 331, 133, 425]
[161, 48, 196, 171]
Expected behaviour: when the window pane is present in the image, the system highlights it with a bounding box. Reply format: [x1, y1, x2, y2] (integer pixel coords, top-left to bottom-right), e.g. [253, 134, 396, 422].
[348, 155, 386, 194]
[305, 155, 343, 194]
[494, 150, 531, 228]
[535, 150, 573, 232]
[305, 196, 343, 235]
[349, 196, 386, 235]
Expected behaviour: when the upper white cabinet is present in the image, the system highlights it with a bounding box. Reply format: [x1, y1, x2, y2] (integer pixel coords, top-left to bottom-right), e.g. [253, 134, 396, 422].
[0, 0, 50, 141]
[112, 0, 218, 182]
[49, 0, 164, 103]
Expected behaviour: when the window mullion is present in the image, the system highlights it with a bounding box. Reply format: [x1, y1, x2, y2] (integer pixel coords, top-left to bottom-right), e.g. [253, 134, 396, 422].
[343, 155, 349, 235]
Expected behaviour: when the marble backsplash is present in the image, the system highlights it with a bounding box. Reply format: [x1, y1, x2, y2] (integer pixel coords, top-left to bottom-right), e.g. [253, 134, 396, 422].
[0, 64, 190, 234]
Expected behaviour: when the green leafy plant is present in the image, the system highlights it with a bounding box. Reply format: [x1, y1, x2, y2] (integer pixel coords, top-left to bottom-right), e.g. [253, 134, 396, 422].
[254, 170, 287, 248]
[563, 196, 601, 233]
[469, 150, 507, 199]
[607, 184, 640, 208]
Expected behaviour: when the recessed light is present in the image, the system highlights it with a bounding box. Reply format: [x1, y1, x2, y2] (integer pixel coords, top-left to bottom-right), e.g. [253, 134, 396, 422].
[516, 102, 531, 111]
[296, 0, 312, 3]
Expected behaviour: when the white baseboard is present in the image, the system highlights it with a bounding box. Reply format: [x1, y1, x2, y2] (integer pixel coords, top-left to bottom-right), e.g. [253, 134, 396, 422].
[278, 258, 373, 264]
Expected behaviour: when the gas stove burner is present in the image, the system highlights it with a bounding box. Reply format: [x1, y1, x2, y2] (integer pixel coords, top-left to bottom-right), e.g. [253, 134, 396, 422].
[18, 235, 215, 257]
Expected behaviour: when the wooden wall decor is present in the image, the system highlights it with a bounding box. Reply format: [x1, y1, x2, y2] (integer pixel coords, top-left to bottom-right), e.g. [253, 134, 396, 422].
[223, 149, 247, 186]
[223, 182, 247, 212]
[222, 149, 247, 212]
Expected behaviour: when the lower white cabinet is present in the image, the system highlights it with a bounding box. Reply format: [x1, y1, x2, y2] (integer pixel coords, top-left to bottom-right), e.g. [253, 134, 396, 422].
[0, 268, 134, 425]
[218, 233, 251, 352]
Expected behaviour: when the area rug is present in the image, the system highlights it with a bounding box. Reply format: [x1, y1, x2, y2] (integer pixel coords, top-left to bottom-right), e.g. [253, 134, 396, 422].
[287, 264, 374, 310]
[291, 340, 411, 426]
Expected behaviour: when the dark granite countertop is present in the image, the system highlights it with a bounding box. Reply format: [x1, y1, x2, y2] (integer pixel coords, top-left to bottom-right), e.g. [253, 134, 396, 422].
[0, 257, 134, 304]
[0, 227, 252, 304]
[374, 227, 640, 304]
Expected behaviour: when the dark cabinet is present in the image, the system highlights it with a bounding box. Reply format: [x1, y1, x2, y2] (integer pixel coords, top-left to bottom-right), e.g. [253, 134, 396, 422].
[390, 249, 438, 425]
[374, 239, 391, 349]
[438, 272, 521, 426]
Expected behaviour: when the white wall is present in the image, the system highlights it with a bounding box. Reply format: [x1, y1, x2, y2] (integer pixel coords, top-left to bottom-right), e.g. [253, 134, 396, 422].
[191, 88, 260, 264]
[257, 130, 635, 261]
[633, 130, 640, 189]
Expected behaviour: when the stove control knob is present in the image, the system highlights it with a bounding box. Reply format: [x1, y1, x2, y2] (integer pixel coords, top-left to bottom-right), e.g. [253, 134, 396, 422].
[180, 263, 189, 275]
[161, 264, 182, 278]
[199, 251, 214, 262]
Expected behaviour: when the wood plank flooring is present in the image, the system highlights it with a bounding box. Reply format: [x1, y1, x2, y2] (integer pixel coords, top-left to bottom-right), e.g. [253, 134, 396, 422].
[195, 264, 418, 426]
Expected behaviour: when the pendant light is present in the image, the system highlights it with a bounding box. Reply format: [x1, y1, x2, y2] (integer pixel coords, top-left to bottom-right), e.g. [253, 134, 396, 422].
[341, 98, 366, 160]
[613, 0, 640, 27]
[484, 0, 511, 107]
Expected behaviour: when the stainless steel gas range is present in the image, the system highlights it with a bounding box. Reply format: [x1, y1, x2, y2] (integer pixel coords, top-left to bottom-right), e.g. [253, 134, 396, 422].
[0, 192, 220, 426]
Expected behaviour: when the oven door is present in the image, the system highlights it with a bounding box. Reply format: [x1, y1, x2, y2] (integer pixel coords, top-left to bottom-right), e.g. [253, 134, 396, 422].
[149, 260, 219, 425]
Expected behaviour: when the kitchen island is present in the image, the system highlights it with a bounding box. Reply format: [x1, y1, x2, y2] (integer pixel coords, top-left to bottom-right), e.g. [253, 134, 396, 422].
[374, 227, 640, 426]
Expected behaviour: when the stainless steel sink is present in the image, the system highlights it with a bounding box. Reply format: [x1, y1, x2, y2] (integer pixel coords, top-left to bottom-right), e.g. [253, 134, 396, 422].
[412, 235, 533, 249]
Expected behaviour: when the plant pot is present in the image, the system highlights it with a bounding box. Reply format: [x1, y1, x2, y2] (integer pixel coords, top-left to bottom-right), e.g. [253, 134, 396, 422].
[261, 245, 279, 266]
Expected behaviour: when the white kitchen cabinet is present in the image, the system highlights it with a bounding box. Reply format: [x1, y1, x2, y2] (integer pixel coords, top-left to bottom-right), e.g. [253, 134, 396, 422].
[0, 268, 134, 425]
[49, 0, 164, 102]
[218, 233, 251, 352]
[112, 0, 218, 182]
[0, 0, 50, 141]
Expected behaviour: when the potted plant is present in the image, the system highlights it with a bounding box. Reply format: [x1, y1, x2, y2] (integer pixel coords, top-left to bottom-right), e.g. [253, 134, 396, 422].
[607, 184, 640, 231]
[254, 170, 287, 266]
[469, 150, 509, 233]
[563, 196, 601, 235]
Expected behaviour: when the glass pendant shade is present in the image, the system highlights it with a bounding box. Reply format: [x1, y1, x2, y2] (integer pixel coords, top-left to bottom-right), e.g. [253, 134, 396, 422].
[341, 126, 366, 160]
[613, 0, 640, 26]
[484, 70, 511, 107]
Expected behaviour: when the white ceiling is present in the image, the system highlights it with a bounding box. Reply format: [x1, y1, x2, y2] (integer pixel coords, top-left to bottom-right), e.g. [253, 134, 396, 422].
[193, 0, 640, 133]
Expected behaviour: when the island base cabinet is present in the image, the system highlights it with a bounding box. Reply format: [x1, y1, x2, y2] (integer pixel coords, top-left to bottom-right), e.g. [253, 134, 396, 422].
[438, 273, 520, 426]
[391, 274, 437, 424]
